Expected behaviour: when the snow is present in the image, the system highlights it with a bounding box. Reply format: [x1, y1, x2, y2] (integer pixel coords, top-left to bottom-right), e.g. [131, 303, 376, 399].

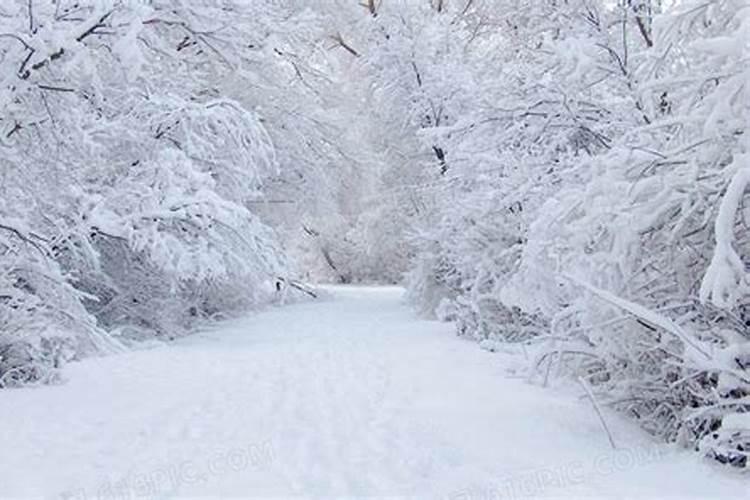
[0, 286, 745, 499]
[700, 157, 750, 309]
[723, 413, 750, 431]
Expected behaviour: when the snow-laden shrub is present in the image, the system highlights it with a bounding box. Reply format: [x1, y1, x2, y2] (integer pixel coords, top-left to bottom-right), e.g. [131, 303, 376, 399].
[405, 190, 547, 342]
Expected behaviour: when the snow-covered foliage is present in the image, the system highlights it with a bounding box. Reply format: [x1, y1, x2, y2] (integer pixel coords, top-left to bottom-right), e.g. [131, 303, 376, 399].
[505, 0, 750, 467]
[1, 0, 747, 470]
[347, 0, 750, 467]
[0, 0, 319, 384]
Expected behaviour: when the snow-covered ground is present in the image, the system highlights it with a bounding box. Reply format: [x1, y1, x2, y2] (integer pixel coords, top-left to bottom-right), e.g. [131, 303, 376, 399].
[0, 286, 745, 499]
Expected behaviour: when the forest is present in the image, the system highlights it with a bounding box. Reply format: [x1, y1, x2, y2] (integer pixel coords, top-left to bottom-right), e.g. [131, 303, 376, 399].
[0, 0, 748, 480]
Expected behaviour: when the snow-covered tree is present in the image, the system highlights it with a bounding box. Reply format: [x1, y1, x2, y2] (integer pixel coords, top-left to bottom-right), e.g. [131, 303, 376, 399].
[396, 0, 748, 467]
[0, 0, 313, 382]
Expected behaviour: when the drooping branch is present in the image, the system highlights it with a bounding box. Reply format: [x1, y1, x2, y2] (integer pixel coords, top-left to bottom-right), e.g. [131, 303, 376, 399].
[0, 222, 51, 258]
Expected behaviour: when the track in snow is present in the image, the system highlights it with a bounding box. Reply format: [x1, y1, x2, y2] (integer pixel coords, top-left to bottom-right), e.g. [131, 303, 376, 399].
[0, 286, 744, 499]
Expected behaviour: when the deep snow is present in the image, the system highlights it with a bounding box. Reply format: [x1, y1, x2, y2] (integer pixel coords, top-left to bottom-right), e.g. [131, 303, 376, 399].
[0, 286, 745, 499]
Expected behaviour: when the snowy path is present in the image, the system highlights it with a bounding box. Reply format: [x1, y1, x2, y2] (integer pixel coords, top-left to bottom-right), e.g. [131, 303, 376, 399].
[0, 286, 745, 499]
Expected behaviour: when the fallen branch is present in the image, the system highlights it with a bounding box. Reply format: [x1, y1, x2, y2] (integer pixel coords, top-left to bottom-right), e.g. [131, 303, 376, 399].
[288, 280, 318, 299]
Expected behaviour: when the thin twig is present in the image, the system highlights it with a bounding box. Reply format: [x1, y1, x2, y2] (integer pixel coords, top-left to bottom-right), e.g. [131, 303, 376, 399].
[578, 376, 618, 449]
